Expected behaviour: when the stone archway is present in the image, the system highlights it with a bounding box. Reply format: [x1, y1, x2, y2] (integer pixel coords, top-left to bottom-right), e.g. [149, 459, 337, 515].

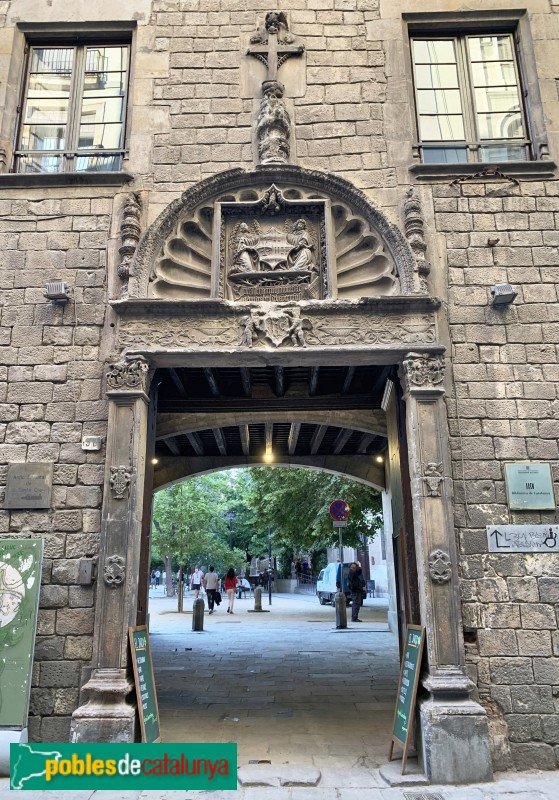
[72, 166, 493, 784]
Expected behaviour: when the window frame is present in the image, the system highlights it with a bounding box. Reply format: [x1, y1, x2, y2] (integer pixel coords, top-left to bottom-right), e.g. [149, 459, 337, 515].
[3, 22, 136, 181]
[410, 31, 531, 165]
[403, 10, 554, 177]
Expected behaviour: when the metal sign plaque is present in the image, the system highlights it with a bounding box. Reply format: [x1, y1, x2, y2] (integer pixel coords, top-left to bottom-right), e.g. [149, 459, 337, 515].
[487, 525, 559, 553]
[504, 462, 556, 510]
[4, 463, 53, 509]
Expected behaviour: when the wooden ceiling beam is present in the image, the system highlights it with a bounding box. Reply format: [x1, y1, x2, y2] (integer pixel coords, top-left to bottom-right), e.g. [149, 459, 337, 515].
[265, 422, 273, 454]
[357, 433, 376, 454]
[213, 427, 227, 456]
[239, 424, 250, 456]
[310, 424, 328, 455]
[186, 431, 204, 456]
[309, 366, 320, 396]
[203, 368, 220, 397]
[288, 422, 301, 455]
[240, 367, 252, 398]
[274, 365, 285, 397]
[168, 368, 187, 398]
[164, 437, 181, 456]
[333, 427, 353, 455]
[341, 366, 355, 395]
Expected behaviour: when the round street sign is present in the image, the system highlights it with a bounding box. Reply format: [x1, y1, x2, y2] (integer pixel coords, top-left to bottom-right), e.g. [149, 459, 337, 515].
[329, 500, 350, 521]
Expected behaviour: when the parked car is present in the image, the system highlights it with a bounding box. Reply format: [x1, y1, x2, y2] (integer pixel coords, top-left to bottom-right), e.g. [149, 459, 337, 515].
[316, 562, 352, 605]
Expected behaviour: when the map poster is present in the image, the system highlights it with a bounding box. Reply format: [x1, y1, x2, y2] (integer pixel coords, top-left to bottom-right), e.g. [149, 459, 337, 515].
[0, 539, 43, 728]
[388, 624, 425, 774]
[129, 626, 161, 743]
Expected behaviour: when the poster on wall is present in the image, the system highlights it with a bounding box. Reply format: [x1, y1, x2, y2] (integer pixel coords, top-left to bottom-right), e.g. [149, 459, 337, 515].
[0, 539, 43, 728]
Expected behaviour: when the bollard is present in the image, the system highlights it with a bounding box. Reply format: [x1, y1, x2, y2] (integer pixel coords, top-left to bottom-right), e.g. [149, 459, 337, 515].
[254, 586, 263, 611]
[335, 591, 347, 629]
[192, 597, 205, 631]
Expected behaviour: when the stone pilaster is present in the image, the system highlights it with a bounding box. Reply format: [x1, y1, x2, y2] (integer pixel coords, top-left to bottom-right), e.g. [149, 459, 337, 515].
[401, 352, 493, 784]
[71, 357, 151, 743]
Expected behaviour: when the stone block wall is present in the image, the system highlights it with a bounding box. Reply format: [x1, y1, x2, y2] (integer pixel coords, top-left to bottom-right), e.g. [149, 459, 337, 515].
[0, 187, 123, 742]
[0, 0, 558, 765]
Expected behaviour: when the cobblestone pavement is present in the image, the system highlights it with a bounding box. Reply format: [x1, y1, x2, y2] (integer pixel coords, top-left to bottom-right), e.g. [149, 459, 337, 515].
[2, 591, 558, 798]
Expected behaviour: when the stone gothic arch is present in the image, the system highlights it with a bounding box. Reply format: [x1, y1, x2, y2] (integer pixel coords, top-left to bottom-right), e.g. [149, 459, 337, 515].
[127, 165, 418, 301]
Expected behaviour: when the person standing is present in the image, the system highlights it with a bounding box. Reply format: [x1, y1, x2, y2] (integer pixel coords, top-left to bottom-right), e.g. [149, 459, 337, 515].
[190, 565, 203, 599]
[224, 567, 237, 614]
[154, 568, 161, 587]
[204, 566, 219, 614]
[348, 562, 365, 622]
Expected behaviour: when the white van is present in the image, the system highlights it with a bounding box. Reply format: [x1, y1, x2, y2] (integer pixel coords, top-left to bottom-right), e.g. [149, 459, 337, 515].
[316, 562, 352, 605]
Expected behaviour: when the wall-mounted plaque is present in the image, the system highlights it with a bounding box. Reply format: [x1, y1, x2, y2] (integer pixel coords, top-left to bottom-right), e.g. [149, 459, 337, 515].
[504, 462, 556, 511]
[0, 539, 43, 728]
[487, 525, 559, 553]
[4, 463, 53, 509]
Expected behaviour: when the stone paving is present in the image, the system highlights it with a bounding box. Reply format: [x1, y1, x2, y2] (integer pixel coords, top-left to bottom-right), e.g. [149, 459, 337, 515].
[2, 591, 559, 799]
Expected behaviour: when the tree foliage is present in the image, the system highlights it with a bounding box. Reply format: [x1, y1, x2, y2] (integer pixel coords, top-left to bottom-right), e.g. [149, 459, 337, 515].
[151, 467, 382, 577]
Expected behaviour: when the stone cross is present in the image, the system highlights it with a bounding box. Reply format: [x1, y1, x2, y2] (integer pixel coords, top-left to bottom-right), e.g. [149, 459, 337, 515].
[247, 11, 304, 165]
[247, 11, 304, 82]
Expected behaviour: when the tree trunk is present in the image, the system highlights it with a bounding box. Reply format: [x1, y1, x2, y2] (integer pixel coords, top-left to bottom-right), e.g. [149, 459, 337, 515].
[164, 555, 174, 597]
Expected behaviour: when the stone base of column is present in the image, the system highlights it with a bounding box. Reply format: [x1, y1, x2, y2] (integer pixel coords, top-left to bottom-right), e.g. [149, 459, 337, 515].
[417, 695, 493, 785]
[70, 668, 137, 743]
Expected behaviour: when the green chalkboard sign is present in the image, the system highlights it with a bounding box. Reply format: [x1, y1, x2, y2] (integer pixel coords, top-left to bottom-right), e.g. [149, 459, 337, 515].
[0, 538, 43, 728]
[129, 626, 161, 743]
[388, 624, 425, 774]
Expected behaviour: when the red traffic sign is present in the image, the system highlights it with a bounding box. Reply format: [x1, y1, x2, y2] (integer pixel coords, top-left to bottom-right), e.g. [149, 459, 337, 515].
[329, 500, 350, 521]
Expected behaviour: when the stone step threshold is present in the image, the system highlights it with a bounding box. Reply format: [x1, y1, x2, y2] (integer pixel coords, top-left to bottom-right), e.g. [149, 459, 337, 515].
[237, 763, 321, 787]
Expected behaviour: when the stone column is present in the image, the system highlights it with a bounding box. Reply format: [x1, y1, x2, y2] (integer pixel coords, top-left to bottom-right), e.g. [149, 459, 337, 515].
[71, 357, 151, 743]
[401, 352, 493, 784]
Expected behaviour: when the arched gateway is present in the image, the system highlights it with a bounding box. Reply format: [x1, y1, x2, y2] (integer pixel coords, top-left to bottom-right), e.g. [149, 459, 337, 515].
[70, 164, 492, 785]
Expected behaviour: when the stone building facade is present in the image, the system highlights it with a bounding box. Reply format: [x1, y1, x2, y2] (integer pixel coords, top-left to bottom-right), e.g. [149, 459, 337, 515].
[1, 0, 559, 783]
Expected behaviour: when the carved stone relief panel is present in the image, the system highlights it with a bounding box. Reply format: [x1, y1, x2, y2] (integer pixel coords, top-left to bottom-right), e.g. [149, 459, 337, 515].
[144, 172, 407, 302]
[217, 185, 327, 302]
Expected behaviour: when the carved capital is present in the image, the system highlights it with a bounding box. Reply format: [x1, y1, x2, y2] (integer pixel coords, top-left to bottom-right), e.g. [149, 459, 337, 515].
[103, 554, 126, 587]
[428, 549, 452, 584]
[106, 357, 150, 393]
[402, 352, 445, 393]
[109, 466, 132, 499]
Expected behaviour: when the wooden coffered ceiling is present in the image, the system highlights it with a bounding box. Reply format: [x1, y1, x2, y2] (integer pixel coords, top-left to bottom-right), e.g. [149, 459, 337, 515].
[154, 364, 392, 462]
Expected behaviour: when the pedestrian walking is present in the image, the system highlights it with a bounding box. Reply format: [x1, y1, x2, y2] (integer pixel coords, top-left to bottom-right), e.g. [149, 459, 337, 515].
[204, 566, 220, 614]
[150, 570, 156, 588]
[190, 565, 203, 598]
[348, 562, 365, 622]
[224, 567, 237, 614]
[154, 568, 161, 587]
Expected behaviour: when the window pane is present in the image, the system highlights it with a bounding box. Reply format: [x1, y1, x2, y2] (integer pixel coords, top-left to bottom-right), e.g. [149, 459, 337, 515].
[417, 89, 463, 114]
[412, 39, 457, 64]
[78, 122, 124, 149]
[20, 124, 66, 150]
[415, 63, 459, 89]
[474, 85, 521, 113]
[24, 98, 69, 125]
[480, 144, 527, 162]
[419, 115, 465, 141]
[469, 36, 513, 63]
[83, 71, 127, 96]
[16, 153, 63, 173]
[85, 46, 128, 73]
[81, 97, 124, 124]
[28, 73, 72, 97]
[75, 153, 122, 171]
[471, 61, 517, 87]
[477, 111, 523, 139]
[30, 47, 74, 73]
[422, 147, 468, 164]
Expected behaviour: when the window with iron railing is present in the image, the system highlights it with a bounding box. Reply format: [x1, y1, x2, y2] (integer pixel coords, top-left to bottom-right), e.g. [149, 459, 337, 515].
[411, 33, 531, 164]
[15, 43, 129, 174]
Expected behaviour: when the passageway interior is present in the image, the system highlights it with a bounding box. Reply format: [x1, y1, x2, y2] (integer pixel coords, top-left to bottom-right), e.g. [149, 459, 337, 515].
[148, 591, 400, 769]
